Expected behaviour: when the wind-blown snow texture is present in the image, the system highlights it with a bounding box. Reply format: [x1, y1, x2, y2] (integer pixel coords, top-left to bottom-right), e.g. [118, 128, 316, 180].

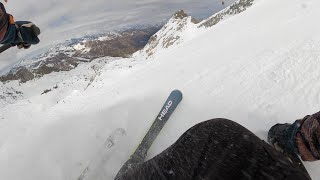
[1, 0, 320, 179]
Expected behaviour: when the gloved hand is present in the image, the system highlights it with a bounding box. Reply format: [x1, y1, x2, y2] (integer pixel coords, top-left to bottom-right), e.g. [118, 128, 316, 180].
[268, 111, 320, 162]
[13, 21, 40, 49]
[296, 112, 320, 161]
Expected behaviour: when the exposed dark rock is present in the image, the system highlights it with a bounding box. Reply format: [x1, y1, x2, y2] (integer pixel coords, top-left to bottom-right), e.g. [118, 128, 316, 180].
[0, 25, 161, 83]
[41, 89, 52, 95]
[33, 53, 79, 77]
[200, 0, 254, 28]
[173, 10, 188, 19]
[164, 36, 180, 48]
[0, 87, 23, 103]
[0, 67, 34, 83]
[191, 17, 199, 24]
[173, 10, 199, 24]
[80, 29, 153, 58]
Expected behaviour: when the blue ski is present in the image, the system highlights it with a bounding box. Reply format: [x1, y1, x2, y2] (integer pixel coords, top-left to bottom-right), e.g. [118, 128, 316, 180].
[115, 89, 183, 179]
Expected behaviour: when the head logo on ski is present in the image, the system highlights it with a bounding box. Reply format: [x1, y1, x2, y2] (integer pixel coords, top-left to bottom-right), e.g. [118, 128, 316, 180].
[158, 100, 173, 121]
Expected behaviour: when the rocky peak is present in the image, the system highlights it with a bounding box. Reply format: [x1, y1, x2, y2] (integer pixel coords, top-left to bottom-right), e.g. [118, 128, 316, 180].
[173, 10, 188, 20]
[137, 10, 198, 58]
[171, 10, 199, 24]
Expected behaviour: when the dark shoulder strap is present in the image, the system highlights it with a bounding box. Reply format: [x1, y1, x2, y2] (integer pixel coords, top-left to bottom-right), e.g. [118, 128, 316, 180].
[0, 43, 12, 53]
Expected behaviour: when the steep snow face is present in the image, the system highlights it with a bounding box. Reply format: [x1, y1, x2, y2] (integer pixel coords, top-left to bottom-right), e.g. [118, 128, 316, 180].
[2, 0, 320, 180]
[136, 10, 199, 59]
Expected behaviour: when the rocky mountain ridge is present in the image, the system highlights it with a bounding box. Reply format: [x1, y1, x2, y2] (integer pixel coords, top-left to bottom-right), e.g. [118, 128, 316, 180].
[136, 0, 255, 59]
[200, 0, 254, 28]
[0, 26, 161, 83]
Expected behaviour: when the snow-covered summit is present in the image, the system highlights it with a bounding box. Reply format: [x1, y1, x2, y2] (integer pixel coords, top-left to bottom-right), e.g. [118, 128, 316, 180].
[136, 10, 199, 59]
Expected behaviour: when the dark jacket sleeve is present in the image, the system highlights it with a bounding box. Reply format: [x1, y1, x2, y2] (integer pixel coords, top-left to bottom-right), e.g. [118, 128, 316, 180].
[0, 2, 16, 44]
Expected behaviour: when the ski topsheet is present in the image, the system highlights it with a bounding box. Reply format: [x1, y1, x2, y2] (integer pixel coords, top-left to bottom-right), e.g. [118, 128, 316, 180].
[115, 89, 183, 179]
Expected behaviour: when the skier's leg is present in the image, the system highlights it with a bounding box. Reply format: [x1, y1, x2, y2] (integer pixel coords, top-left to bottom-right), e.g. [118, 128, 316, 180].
[119, 118, 310, 180]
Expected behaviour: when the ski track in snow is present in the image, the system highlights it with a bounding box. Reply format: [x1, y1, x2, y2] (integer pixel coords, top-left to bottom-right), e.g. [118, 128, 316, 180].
[1, 0, 320, 179]
[77, 128, 126, 180]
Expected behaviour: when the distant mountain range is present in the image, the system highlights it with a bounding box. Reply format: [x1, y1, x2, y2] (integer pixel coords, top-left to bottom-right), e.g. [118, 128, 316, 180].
[0, 26, 161, 83]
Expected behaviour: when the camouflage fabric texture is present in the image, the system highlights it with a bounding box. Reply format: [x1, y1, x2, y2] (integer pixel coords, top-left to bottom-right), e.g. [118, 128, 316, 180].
[296, 111, 320, 161]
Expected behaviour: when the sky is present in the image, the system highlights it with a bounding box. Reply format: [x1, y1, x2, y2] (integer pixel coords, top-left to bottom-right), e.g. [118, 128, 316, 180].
[0, 0, 235, 73]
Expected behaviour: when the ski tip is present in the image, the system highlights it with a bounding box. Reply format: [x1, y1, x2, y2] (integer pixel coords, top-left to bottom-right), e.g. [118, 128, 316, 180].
[171, 89, 183, 99]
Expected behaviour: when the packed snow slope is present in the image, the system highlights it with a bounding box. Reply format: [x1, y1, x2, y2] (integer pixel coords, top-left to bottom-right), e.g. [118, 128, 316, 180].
[1, 0, 320, 179]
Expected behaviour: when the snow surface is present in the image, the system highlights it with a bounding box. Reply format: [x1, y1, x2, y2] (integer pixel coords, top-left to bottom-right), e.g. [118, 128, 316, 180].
[1, 0, 320, 179]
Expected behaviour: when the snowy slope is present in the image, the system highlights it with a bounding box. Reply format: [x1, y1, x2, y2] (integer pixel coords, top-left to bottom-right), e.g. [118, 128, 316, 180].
[1, 0, 320, 179]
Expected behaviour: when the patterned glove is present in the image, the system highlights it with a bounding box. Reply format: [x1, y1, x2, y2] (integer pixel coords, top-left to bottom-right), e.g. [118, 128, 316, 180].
[296, 112, 320, 161]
